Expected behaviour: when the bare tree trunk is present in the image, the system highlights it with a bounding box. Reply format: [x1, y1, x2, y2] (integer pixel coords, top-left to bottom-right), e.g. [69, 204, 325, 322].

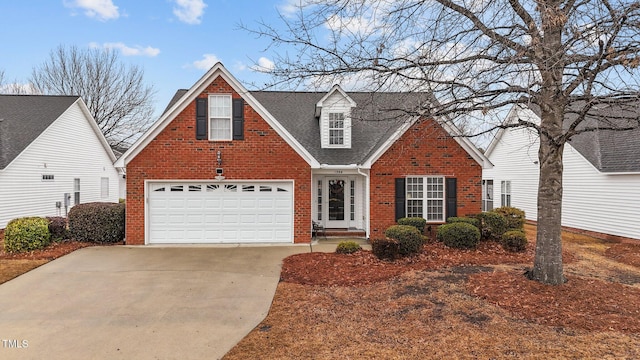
[529, 113, 566, 284]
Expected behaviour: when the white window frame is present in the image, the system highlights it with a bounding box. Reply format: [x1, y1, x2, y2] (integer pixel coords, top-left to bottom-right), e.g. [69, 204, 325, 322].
[101, 177, 109, 199]
[501, 180, 511, 207]
[406, 176, 445, 222]
[208, 94, 232, 141]
[328, 112, 345, 146]
[482, 179, 494, 211]
[74, 178, 81, 206]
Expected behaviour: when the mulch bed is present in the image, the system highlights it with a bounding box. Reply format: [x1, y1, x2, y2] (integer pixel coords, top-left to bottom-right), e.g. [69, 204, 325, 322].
[605, 242, 640, 268]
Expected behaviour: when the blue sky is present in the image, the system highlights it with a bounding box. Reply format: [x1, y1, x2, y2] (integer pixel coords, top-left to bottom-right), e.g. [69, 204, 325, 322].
[0, 0, 296, 117]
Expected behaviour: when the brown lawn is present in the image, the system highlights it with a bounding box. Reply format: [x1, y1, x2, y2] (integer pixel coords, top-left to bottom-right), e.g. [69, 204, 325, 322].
[224, 225, 640, 359]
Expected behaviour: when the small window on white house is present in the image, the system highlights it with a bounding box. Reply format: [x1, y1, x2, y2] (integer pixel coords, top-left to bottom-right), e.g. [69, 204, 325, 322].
[317, 180, 322, 221]
[209, 95, 232, 141]
[350, 180, 355, 221]
[74, 178, 81, 205]
[42, 174, 54, 181]
[328, 113, 345, 145]
[101, 177, 109, 199]
[501, 181, 511, 207]
[482, 180, 494, 211]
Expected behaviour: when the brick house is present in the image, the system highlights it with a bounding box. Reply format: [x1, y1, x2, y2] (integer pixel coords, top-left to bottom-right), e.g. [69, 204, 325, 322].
[115, 63, 491, 245]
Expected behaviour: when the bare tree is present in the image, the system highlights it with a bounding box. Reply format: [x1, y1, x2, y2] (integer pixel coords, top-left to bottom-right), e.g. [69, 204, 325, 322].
[249, 0, 640, 284]
[30, 45, 155, 147]
[0, 69, 38, 94]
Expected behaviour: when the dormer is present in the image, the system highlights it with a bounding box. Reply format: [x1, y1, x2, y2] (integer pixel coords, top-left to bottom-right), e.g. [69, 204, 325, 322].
[315, 85, 357, 149]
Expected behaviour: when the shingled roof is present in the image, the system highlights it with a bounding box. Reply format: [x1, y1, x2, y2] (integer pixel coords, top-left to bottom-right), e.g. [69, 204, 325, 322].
[165, 89, 433, 165]
[0, 95, 79, 170]
[525, 101, 640, 173]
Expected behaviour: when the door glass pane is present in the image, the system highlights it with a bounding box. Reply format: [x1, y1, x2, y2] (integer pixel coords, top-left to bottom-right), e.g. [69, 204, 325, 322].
[328, 179, 345, 221]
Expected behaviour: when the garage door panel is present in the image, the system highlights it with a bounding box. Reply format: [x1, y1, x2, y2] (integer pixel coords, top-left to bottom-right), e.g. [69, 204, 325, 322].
[148, 181, 293, 244]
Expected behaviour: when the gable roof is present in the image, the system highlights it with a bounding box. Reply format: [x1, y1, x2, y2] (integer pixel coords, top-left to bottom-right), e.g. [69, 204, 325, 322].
[487, 102, 640, 173]
[0, 95, 80, 169]
[148, 64, 490, 169]
[115, 63, 319, 168]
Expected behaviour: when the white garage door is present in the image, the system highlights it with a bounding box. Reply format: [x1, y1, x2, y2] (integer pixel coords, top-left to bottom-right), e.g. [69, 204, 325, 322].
[148, 181, 293, 244]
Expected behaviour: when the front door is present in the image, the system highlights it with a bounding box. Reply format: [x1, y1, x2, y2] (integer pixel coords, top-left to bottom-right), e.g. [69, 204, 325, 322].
[326, 178, 349, 228]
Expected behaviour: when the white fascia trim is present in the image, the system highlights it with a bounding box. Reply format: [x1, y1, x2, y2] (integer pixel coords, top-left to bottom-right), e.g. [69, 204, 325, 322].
[362, 118, 416, 168]
[75, 98, 117, 164]
[115, 62, 320, 168]
[314, 84, 357, 117]
[439, 120, 493, 169]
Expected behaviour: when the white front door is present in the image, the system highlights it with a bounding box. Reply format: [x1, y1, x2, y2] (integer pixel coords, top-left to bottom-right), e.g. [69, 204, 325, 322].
[326, 178, 350, 228]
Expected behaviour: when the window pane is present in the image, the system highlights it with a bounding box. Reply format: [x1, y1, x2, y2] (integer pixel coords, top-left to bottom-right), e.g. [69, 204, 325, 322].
[210, 118, 231, 140]
[209, 95, 231, 140]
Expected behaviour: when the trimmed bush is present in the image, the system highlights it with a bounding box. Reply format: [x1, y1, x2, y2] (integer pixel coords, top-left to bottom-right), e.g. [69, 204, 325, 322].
[4, 217, 51, 253]
[501, 230, 528, 252]
[384, 225, 424, 255]
[397, 217, 426, 233]
[447, 216, 480, 229]
[492, 206, 526, 231]
[437, 222, 481, 249]
[371, 238, 400, 260]
[336, 241, 362, 254]
[46, 216, 68, 241]
[69, 202, 125, 243]
[476, 212, 508, 241]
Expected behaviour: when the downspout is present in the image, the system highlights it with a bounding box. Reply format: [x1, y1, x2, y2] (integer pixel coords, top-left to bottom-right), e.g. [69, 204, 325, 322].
[357, 166, 370, 240]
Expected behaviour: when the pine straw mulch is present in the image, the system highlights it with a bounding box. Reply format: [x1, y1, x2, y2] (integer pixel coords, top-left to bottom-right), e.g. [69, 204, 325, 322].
[224, 226, 640, 359]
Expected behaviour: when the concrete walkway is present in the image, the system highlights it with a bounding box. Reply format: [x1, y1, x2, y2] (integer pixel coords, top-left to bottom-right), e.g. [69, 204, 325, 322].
[0, 245, 316, 360]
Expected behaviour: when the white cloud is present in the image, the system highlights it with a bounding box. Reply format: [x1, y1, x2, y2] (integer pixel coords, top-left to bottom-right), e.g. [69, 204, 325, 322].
[173, 0, 207, 25]
[64, 0, 119, 21]
[252, 57, 275, 72]
[192, 54, 220, 70]
[89, 42, 160, 57]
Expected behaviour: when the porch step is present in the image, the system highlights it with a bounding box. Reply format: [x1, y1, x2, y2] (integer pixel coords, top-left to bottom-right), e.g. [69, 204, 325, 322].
[316, 228, 366, 238]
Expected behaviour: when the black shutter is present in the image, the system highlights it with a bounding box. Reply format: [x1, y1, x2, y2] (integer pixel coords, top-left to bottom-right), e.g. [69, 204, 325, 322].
[446, 178, 457, 220]
[395, 178, 406, 221]
[232, 98, 244, 140]
[195, 98, 207, 140]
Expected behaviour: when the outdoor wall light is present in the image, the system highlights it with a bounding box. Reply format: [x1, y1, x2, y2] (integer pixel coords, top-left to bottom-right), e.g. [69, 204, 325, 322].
[217, 151, 222, 166]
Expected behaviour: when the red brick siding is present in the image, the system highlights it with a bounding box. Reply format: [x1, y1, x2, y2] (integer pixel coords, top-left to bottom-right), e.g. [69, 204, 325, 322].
[126, 76, 311, 244]
[369, 119, 482, 239]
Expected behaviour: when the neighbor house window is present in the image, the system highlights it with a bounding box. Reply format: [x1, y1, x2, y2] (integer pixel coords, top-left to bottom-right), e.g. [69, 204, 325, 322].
[501, 180, 511, 207]
[101, 177, 109, 199]
[406, 176, 445, 222]
[328, 112, 345, 145]
[74, 178, 81, 205]
[482, 179, 493, 211]
[350, 180, 355, 221]
[42, 174, 54, 181]
[209, 94, 232, 141]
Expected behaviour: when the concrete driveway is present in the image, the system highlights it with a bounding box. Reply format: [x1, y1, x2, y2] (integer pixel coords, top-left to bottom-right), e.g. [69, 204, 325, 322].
[0, 245, 313, 360]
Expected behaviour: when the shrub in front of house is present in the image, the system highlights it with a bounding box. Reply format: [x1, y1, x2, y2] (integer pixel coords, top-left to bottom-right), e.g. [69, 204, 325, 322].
[437, 222, 481, 250]
[397, 217, 427, 234]
[384, 225, 424, 255]
[69, 202, 125, 243]
[46, 216, 68, 241]
[476, 212, 508, 241]
[371, 238, 400, 260]
[501, 230, 528, 252]
[336, 241, 362, 254]
[4, 217, 51, 253]
[446, 216, 481, 229]
[492, 206, 526, 231]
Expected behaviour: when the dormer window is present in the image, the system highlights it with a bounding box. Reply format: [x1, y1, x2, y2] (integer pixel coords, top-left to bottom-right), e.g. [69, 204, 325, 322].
[316, 85, 356, 149]
[329, 113, 345, 145]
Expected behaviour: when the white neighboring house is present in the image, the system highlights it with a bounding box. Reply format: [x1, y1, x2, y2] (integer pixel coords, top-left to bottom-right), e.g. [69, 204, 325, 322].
[483, 103, 640, 241]
[0, 95, 120, 229]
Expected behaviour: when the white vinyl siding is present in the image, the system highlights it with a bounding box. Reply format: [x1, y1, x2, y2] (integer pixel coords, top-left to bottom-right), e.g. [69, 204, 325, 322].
[101, 177, 110, 199]
[483, 105, 640, 240]
[208, 94, 232, 141]
[0, 102, 119, 228]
